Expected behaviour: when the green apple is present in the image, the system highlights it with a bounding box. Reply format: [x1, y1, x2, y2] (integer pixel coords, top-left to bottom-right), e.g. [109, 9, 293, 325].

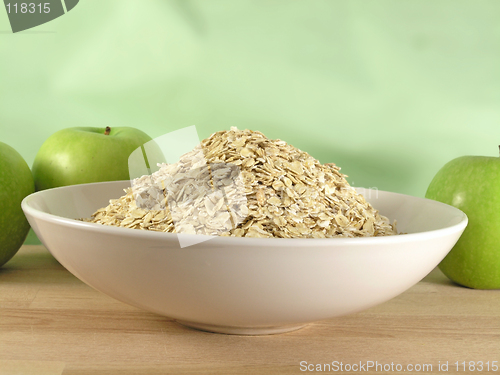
[425, 153, 500, 289]
[0, 142, 35, 267]
[32, 126, 158, 191]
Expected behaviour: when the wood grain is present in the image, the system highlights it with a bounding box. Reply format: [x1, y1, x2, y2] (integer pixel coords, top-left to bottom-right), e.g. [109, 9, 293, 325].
[0, 245, 499, 374]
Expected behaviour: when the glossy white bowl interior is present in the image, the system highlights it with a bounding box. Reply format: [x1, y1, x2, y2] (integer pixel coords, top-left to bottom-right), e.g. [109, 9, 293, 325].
[22, 181, 467, 335]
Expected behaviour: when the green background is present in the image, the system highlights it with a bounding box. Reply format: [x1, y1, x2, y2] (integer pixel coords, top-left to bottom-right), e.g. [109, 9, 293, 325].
[0, 1, 499, 244]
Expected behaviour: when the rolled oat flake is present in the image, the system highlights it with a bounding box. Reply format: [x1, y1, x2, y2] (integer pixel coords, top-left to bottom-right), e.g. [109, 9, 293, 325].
[85, 127, 398, 238]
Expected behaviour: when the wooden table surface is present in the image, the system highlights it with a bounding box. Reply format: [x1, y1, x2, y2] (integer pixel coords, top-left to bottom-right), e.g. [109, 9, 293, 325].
[0, 245, 499, 375]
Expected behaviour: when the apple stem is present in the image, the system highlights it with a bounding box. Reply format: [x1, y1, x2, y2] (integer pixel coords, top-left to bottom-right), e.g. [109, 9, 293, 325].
[104, 126, 111, 136]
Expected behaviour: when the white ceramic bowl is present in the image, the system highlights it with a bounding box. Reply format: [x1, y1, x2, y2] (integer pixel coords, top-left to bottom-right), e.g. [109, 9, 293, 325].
[22, 181, 467, 335]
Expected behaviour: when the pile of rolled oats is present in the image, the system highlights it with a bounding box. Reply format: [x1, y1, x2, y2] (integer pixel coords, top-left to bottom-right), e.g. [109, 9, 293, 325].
[86, 127, 397, 238]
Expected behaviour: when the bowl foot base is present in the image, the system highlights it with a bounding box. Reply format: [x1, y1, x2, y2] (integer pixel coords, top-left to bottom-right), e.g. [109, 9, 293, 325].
[175, 320, 307, 335]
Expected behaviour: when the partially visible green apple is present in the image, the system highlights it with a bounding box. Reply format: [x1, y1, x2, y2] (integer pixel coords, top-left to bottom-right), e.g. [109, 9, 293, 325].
[426, 153, 500, 289]
[0, 142, 35, 267]
[33, 127, 157, 191]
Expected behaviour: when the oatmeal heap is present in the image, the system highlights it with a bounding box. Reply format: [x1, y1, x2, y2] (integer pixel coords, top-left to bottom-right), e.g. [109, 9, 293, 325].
[86, 127, 397, 238]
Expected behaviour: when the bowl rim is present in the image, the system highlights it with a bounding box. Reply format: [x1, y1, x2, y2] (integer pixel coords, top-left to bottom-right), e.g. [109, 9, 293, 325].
[22, 181, 468, 247]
